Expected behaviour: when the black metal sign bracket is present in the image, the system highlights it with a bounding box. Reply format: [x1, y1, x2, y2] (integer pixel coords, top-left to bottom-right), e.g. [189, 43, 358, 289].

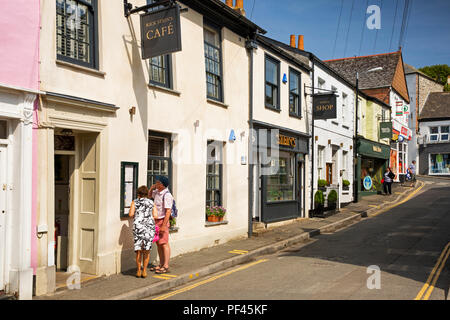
[124, 0, 187, 17]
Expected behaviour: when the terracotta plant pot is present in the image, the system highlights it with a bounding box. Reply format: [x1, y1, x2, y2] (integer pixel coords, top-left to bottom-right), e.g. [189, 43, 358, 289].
[207, 215, 219, 222]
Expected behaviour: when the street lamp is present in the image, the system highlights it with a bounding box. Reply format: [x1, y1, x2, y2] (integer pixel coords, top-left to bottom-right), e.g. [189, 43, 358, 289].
[353, 67, 383, 203]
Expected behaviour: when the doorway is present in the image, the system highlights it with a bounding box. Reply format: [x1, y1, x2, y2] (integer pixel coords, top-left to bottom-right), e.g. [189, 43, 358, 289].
[0, 145, 7, 291]
[54, 154, 74, 272]
[326, 163, 333, 185]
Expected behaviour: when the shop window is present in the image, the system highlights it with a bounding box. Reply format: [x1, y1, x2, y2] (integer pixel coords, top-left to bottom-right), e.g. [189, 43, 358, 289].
[289, 68, 301, 117]
[204, 23, 223, 102]
[430, 154, 450, 174]
[265, 55, 280, 110]
[148, 133, 171, 187]
[266, 152, 295, 202]
[56, 0, 98, 69]
[206, 140, 223, 209]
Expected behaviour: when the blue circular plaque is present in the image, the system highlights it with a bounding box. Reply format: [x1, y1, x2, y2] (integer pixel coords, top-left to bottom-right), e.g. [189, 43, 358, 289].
[363, 176, 373, 191]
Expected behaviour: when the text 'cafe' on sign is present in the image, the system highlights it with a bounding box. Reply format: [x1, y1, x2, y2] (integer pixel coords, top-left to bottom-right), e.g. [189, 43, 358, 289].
[140, 4, 182, 59]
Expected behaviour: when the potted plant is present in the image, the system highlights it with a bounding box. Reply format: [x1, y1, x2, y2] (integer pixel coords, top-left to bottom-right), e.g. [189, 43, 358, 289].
[342, 179, 350, 191]
[372, 178, 383, 195]
[206, 206, 226, 222]
[327, 190, 338, 212]
[318, 179, 328, 192]
[314, 190, 325, 217]
[215, 206, 226, 222]
[206, 206, 218, 222]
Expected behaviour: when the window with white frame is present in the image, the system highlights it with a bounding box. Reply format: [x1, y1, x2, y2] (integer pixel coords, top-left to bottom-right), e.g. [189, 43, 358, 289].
[429, 126, 449, 142]
[317, 146, 325, 179]
[430, 127, 439, 141]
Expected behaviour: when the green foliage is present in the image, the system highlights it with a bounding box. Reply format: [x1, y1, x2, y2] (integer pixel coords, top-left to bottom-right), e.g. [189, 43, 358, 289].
[418, 64, 450, 90]
[343, 179, 351, 187]
[318, 179, 328, 188]
[314, 190, 324, 205]
[327, 190, 338, 203]
[206, 206, 226, 217]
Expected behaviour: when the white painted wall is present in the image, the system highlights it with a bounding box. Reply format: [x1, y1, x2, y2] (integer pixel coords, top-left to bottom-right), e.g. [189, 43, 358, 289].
[312, 64, 355, 205]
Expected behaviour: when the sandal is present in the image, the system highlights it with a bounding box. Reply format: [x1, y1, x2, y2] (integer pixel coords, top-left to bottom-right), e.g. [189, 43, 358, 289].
[155, 267, 170, 274]
[149, 265, 161, 272]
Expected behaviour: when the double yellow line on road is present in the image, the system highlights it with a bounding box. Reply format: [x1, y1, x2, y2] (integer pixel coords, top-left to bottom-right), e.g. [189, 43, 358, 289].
[152, 259, 268, 300]
[414, 242, 450, 300]
[371, 181, 425, 217]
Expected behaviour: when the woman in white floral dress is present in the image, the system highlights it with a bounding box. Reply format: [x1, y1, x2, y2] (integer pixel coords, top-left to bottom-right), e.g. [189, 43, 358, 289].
[129, 186, 156, 278]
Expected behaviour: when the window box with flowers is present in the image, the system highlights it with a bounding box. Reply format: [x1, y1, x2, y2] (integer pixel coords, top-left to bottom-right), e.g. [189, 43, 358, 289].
[206, 206, 227, 224]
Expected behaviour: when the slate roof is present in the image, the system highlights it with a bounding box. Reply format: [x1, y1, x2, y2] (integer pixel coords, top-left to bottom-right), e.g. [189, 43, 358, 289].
[323, 52, 401, 89]
[419, 92, 450, 120]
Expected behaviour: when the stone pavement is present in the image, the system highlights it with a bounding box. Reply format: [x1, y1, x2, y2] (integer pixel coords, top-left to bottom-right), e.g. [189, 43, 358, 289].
[33, 181, 423, 300]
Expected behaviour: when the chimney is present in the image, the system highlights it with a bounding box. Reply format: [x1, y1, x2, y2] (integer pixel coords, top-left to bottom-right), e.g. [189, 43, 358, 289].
[290, 35, 296, 48]
[298, 35, 304, 50]
[225, 0, 233, 7]
[234, 0, 246, 16]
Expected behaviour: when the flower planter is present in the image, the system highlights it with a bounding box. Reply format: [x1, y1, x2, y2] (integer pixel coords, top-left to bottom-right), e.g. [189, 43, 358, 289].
[207, 215, 219, 222]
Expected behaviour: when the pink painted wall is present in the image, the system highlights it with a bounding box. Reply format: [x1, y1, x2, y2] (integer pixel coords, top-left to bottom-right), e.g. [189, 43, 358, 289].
[0, 0, 40, 91]
[0, 0, 41, 275]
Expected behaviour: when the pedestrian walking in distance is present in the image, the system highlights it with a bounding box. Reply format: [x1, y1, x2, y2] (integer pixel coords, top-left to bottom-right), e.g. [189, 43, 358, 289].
[383, 167, 395, 195]
[129, 185, 156, 278]
[149, 176, 173, 274]
[409, 160, 417, 187]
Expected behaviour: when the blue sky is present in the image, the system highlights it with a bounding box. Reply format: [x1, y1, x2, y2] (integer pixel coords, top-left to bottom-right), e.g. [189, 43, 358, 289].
[243, 0, 450, 68]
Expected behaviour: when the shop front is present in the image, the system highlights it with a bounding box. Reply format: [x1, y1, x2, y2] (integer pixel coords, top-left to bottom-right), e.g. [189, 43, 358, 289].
[253, 122, 309, 223]
[357, 137, 390, 198]
[390, 124, 412, 181]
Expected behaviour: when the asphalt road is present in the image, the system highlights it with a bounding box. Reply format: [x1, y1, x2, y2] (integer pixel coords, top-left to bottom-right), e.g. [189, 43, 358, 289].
[145, 178, 450, 300]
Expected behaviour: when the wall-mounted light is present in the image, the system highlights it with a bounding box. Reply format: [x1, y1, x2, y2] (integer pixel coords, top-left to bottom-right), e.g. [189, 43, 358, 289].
[129, 106, 136, 116]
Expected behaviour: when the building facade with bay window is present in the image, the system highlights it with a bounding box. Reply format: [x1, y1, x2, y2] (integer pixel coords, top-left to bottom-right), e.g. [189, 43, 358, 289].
[34, 0, 266, 296]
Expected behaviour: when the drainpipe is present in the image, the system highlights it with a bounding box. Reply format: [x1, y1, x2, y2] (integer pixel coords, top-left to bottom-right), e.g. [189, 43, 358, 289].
[310, 57, 315, 214]
[246, 35, 257, 237]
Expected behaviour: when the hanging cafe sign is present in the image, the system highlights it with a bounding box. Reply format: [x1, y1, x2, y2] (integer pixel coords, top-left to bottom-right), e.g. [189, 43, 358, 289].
[313, 93, 337, 120]
[123, 1, 182, 59]
[140, 4, 182, 59]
